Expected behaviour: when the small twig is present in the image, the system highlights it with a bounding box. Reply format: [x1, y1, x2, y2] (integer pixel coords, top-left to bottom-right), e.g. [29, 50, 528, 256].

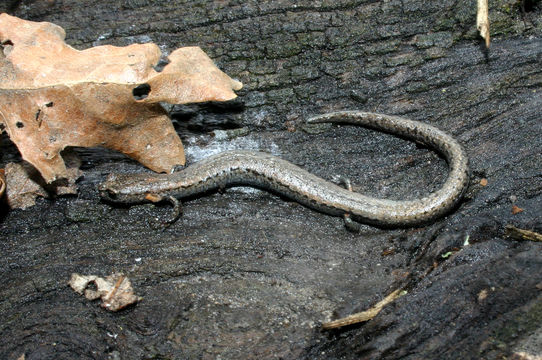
[0, 168, 5, 197]
[504, 225, 542, 242]
[477, 0, 490, 48]
[322, 288, 404, 330]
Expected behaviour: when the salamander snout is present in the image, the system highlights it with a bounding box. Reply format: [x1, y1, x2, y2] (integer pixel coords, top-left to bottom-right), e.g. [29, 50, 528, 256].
[97, 174, 123, 202]
[97, 186, 119, 203]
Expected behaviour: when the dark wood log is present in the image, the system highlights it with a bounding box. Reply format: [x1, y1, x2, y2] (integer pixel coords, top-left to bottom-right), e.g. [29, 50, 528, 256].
[1, 1, 541, 359]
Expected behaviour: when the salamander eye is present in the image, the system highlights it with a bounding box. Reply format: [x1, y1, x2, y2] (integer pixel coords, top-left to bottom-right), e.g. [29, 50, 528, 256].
[106, 189, 117, 200]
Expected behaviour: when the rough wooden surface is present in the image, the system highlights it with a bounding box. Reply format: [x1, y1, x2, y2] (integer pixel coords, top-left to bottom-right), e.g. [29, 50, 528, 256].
[1, 1, 541, 359]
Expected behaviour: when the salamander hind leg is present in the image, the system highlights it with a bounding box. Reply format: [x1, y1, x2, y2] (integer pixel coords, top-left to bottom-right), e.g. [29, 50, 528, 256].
[343, 213, 362, 233]
[332, 175, 362, 233]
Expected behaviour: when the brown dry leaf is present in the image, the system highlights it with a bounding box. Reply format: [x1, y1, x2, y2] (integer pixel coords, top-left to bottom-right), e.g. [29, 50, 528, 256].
[512, 205, 524, 214]
[480, 178, 488, 186]
[69, 273, 142, 311]
[0, 14, 242, 183]
[5, 162, 48, 209]
[4, 161, 81, 209]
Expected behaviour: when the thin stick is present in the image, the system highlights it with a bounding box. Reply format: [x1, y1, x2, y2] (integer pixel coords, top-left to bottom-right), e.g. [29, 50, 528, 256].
[322, 288, 404, 330]
[505, 225, 542, 242]
[477, 0, 490, 48]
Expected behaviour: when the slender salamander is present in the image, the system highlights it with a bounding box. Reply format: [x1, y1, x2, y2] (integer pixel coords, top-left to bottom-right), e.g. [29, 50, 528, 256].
[98, 111, 469, 227]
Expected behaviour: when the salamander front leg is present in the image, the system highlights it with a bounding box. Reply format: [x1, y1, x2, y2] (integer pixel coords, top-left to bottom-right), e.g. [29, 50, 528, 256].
[145, 193, 183, 225]
[165, 196, 182, 224]
[333, 175, 361, 233]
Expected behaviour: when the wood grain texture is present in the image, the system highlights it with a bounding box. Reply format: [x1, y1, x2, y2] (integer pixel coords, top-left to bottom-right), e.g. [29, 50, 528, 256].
[1, 1, 541, 359]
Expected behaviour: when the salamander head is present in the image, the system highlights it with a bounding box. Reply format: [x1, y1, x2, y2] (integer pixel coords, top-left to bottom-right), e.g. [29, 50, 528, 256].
[98, 173, 158, 204]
